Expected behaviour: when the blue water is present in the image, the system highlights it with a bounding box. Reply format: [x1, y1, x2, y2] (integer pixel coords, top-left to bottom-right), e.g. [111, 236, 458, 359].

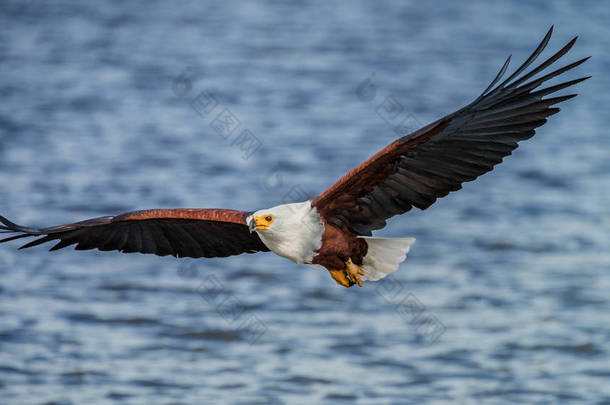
[1, 1, 609, 404]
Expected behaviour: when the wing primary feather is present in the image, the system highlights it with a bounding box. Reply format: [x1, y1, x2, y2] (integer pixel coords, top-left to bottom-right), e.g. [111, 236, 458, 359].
[49, 229, 89, 250]
[475, 94, 576, 120]
[0, 233, 32, 243]
[50, 238, 79, 251]
[178, 223, 207, 257]
[477, 36, 580, 110]
[144, 221, 172, 256]
[480, 110, 557, 128]
[543, 93, 578, 105]
[0, 216, 42, 234]
[20, 235, 55, 249]
[157, 223, 179, 257]
[161, 221, 199, 257]
[506, 36, 579, 89]
[113, 224, 130, 252]
[505, 57, 590, 98]
[120, 223, 138, 253]
[465, 120, 548, 134]
[97, 226, 120, 251]
[137, 222, 158, 254]
[497, 26, 554, 88]
[486, 76, 587, 113]
[475, 55, 511, 101]
[527, 76, 591, 99]
[182, 224, 213, 254]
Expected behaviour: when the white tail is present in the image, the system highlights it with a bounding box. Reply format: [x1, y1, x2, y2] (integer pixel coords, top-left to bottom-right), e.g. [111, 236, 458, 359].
[358, 236, 416, 281]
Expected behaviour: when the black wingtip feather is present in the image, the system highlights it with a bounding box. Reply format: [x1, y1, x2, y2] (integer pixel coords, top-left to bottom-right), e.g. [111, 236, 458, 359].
[531, 76, 591, 99]
[19, 235, 55, 249]
[0, 216, 42, 234]
[542, 93, 578, 106]
[478, 55, 511, 99]
[547, 107, 561, 116]
[0, 216, 21, 231]
[506, 36, 581, 91]
[49, 239, 77, 251]
[0, 233, 32, 243]
[497, 26, 554, 88]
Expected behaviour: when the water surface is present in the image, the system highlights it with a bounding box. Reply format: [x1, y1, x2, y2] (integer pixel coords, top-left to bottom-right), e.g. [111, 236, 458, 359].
[0, 1, 608, 404]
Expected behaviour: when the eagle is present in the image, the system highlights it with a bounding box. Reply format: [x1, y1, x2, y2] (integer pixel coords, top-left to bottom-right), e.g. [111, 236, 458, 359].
[1, 27, 589, 288]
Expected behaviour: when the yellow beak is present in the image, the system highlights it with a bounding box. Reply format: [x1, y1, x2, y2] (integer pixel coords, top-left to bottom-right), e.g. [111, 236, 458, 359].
[250, 216, 272, 232]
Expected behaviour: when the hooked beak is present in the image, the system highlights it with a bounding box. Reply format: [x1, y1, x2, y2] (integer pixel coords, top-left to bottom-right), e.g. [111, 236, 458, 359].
[248, 217, 257, 233]
[248, 215, 271, 233]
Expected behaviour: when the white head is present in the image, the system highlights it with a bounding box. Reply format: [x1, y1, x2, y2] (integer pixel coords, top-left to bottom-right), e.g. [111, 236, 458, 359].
[246, 201, 324, 264]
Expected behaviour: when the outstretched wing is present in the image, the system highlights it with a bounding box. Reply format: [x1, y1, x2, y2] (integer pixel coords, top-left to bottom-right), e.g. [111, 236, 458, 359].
[312, 27, 590, 235]
[0, 209, 269, 258]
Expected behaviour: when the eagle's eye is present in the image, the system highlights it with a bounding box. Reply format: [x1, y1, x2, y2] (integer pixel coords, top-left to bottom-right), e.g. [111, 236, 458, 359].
[265, 215, 273, 222]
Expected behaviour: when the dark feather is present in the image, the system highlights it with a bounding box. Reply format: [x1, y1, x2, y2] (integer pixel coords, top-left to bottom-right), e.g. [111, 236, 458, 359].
[0, 209, 269, 259]
[312, 27, 589, 234]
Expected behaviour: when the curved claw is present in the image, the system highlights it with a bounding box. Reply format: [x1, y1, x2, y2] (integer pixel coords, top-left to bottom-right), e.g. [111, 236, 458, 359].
[328, 268, 354, 288]
[345, 258, 363, 287]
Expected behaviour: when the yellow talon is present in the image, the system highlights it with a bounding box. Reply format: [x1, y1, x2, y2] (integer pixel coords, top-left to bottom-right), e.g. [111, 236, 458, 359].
[327, 259, 364, 288]
[328, 268, 353, 288]
[345, 258, 363, 287]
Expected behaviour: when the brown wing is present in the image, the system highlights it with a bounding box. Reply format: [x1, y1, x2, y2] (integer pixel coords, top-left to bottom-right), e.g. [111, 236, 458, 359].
[0, 208, 269, 258]
[312, 27, 590, 235]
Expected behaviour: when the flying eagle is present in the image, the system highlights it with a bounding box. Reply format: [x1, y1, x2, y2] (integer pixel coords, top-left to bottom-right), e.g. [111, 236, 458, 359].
[1, 28, 589, 288]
